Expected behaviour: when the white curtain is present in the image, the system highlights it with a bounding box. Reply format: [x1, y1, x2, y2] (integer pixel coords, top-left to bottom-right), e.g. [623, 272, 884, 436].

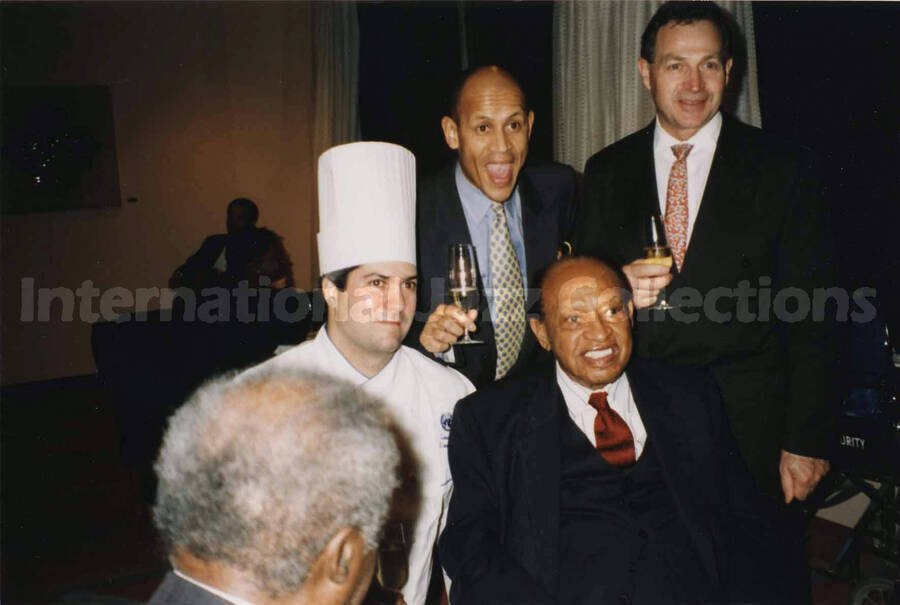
[312, 2, 360, 158]
[553, 1, 761, 173]
[310, 2, 359, 278]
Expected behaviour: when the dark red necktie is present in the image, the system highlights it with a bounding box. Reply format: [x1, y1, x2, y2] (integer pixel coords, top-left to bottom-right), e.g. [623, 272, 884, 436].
[588, 391, 636, 468]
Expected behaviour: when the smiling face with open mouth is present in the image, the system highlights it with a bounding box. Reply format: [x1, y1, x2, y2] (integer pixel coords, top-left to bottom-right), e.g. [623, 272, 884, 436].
[530, 259, 634, 391]
[639, 19, 732, 141]
[441, 66, 534, 203]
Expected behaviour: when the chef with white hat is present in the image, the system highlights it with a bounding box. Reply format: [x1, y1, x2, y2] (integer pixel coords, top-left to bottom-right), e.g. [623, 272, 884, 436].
[244, 142, 474, 605]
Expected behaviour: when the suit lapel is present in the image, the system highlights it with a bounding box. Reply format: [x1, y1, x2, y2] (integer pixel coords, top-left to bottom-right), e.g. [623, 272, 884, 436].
[638, 121, 661, 218]
[627, 362, 692, 493]
[518, 173, 551, 291]
[675, 115, 755, 286]
[623, 123, 662, 262]
[627, 361, 719, 581]
[516, 372, 561, 590]
[432, 164, 474, 250]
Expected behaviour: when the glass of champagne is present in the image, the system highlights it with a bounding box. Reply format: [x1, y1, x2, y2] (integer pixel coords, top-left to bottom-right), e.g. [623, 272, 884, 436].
[448, 243, 483, 344]
[375, 521, 408, 595]
[643, 215, 677, 310]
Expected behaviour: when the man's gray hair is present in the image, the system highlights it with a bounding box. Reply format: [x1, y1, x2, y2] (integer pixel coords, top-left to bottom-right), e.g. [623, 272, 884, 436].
[153, 368, 400, 598]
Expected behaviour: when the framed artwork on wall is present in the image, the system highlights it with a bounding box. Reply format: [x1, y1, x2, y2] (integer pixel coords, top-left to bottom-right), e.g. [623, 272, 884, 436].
[2, 85, 121, 214]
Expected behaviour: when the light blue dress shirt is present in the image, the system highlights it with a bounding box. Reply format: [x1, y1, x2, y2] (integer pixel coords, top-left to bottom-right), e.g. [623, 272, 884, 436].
[454, 163, 528, 316]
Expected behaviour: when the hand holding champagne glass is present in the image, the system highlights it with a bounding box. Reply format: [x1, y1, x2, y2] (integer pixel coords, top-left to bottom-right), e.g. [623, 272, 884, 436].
[448, 243, 483, 344]
[641, 215, 677, 310]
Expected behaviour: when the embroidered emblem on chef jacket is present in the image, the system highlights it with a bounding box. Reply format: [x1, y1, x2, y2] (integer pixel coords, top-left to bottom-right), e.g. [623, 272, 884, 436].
[440, 413, 453, 432]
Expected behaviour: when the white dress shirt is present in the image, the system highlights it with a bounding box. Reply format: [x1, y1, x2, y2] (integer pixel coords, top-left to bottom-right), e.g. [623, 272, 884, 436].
[555, 362, 647, 459]
[653, 112, 723, 246]
[245, 327, 474, 605]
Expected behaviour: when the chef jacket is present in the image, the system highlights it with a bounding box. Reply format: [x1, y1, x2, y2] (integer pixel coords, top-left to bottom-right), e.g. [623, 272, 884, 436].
[245, 327, 474, 604]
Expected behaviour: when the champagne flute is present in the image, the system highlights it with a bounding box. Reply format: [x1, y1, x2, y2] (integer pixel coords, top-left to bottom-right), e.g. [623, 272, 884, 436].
[643, 215, 677, 310]
[448, 243, 484, 344]
[375, 521, 408, 594]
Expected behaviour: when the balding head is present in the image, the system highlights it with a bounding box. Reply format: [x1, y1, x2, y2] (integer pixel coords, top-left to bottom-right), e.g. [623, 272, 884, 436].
[536, 257, 626, 317]
[441, 65, 534, 202]
[448, 66, 528, 122]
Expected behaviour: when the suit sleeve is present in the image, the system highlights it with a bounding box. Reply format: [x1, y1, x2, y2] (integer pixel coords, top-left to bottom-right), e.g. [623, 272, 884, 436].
[439, 400, 556, 605]
[575, 154, 613, 260]
[557, 164, 578, 245]
[176, 236, 222, 273]
[405, 178, 446, 363]
[775, 150, 838, 458]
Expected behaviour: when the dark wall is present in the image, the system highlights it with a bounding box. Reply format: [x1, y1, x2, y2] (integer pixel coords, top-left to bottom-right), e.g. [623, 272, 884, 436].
[754, 2, 900, 334]
[0, 1, 318, 384]
[358, 2, 554, 177]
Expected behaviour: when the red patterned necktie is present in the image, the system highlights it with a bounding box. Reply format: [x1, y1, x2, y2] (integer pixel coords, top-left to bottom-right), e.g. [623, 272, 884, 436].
[587, 391, 636, 468]
[664, 143, 693, 271]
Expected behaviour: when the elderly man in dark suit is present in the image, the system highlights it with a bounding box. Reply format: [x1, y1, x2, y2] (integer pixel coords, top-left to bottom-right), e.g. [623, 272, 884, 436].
[148, 368, 399, 605]
[406, 65, 576, 387]
[439, 257, 786, 604]
[575, 1, 836, 505]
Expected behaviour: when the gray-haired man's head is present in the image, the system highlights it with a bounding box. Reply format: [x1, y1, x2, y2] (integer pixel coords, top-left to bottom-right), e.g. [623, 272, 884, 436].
[153, 368, 400, 604]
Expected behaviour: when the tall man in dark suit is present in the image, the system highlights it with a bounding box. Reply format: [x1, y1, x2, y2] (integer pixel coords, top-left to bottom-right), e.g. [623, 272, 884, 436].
[407, 66, 576, 387]
[148, 368, 399, 605]
[440, 257, 786, 604]
[575, 1, 836, 503]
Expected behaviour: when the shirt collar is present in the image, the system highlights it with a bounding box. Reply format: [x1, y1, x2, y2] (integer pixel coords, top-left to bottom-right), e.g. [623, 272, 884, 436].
[555, 361, 629, 407]
[172, 569, 257, 605]
[653, 111, 722, 156]
[318, 325, 400, 386]
[455, 161, 519, 224]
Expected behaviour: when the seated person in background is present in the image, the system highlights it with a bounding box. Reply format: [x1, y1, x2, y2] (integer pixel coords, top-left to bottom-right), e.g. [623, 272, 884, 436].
[239, 226, 295, 289]
[149, 368, 400, 605]
[439, 256, 788, 604]
[169, 198, 293, 290]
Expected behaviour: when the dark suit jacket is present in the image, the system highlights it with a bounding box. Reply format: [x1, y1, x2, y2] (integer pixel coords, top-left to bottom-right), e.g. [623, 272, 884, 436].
[438, 359, 787, 604]
[177, 234, 228, 273]
[172, 233, 228, 289]
[576, 115, 838, 495]
[407, 161, 576, 387]
[147, 572, 232, 604]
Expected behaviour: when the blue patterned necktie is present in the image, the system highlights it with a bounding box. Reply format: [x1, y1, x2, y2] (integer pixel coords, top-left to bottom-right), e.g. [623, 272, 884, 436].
[489, 203, 525, 379]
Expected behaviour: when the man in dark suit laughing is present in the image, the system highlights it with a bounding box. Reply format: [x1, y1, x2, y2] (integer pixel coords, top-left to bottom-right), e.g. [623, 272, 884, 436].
[407, 65, 576, 387]
[439, 257, 787, 604]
